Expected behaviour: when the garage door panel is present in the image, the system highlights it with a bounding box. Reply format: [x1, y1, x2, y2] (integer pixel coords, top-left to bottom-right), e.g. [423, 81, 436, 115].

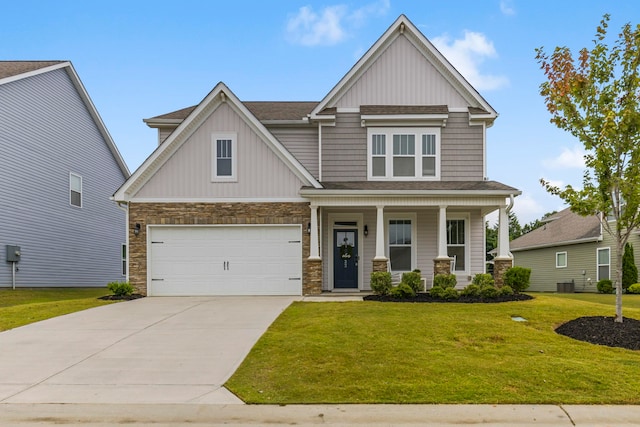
[148, 225, 302, 296]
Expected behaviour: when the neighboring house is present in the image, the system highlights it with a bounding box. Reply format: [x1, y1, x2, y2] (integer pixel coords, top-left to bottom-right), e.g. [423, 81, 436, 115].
[510, 207, 640, 292]
[113, 15, 520, 296]
[0, 61, 130, 288]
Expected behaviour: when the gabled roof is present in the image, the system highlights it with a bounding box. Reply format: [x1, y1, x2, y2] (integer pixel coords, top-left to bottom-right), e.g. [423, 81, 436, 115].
[309, 15, 497, 121]
[0, 61, 130, 177]
[510, 207, 602, 251]
[114, 82, 322, 201]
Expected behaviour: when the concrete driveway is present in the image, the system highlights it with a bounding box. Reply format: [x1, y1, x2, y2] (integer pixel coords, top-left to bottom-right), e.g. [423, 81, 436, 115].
[0, 296, 297, 405]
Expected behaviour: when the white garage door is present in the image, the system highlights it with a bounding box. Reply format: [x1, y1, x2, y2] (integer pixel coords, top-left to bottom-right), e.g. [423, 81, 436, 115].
[148, 225, 302, 296]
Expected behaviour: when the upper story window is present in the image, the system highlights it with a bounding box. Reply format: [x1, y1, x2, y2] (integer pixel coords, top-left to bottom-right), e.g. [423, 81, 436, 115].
[367, 127, 440, 180]
[70, 173, 82, 208]
[211, 133, 237, 182]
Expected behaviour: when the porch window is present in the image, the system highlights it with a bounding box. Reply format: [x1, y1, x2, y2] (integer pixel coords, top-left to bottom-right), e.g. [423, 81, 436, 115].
[597, 247, 610, 281]
[446, 219, 465, 272]
[367, 127, 440, 180]
[388, 219, 412, 271]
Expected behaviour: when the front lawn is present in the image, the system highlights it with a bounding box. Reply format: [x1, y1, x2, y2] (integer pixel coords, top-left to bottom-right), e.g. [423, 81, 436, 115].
[0, 287, 116, 331]
[226, 294, 640, 404]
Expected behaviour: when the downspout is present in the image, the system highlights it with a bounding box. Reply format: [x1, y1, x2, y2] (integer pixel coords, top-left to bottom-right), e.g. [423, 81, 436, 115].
[318, 122, 322, 182]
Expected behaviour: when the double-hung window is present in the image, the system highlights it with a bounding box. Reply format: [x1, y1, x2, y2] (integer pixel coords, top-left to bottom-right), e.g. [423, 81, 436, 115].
[597, 248, 610, 281]
[211, 133, 237, 182]
[446, 219, 466, 272]
[556, 252, 567, 268]
[368, 127, 440, 180]
[70, 173, 82, 208]
[388, 219, 413, 271]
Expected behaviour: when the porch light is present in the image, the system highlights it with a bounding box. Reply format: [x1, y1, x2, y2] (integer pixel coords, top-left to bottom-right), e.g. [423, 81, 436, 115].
[307, 222, 311, 234]
[134, 223, 141, 236]
[364, 225, 369, 237]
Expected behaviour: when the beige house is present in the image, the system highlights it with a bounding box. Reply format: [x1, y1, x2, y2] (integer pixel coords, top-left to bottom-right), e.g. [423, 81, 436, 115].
[113, 15, 520, 296]
[511, 207, 640, 292]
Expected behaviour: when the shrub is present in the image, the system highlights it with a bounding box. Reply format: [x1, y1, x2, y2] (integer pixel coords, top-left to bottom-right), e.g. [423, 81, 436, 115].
[460, 284, 480, 297]
[430, 285, 445, 298]
[402, 271, 423, 293]
[434, 274, 457, 289]
[622, 243, 638, 290]
[442, 287, 459, 300]
[472, 273, 494, 288]
[371, 272, 392, 296]
[498, 285, 514, 296]
[107, 281, 134, 296]
[597, 279, 614, 294]
[390, 282, 415, 298]
[503, 266, 531, 293]
[627, 283, 640, 294]
[479, 285, 498, 299]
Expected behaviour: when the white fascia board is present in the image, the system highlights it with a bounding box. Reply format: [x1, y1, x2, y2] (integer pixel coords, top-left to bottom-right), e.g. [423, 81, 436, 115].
[63, 63, 131, 178]
[143, 118, 183, 128]
[511, 236, 603, 252]
[361, 114, 448, 127]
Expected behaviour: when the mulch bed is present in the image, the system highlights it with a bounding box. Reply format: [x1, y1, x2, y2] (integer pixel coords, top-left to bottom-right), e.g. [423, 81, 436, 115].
[555, 316, 640, 351]
[98, 294, 145, 301]
[363, 293, 533, 303]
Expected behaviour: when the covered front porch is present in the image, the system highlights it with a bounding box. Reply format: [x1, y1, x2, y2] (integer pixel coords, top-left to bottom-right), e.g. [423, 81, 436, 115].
[301, 182, 518, 293]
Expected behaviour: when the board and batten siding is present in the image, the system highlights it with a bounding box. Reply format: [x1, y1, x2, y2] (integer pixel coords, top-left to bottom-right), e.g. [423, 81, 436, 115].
[268, 125, 319, 179]
[321, 113, 367, 182]
[134, 103, 306, 199]
[334, 35, 469, 109]
[0, 68, 127, 287]
[441, 113, 484, 181]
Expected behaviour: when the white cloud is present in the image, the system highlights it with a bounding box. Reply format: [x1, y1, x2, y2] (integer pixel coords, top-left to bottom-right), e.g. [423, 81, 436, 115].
[543, 145, 586, 169]
[499, 0, 516, 16]
[286, 0, 390, 47]
[512, 194, 548, 225]
[431, 31, 509, 91]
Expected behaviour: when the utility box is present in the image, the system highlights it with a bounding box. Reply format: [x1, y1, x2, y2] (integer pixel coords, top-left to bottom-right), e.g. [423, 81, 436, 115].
[556, 280, 575, 293]
[6, 245, 21, 262]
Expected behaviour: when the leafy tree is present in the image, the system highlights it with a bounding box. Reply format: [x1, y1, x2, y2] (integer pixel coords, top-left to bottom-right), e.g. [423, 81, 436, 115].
[622, 243, 638, 291]
[521, 211, 558, 235]
[536, 15, 640, 322]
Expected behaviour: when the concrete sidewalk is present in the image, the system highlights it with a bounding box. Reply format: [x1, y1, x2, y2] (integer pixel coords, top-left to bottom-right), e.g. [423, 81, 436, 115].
[1, 403, 640, 426]
[0, 296, 296, 405]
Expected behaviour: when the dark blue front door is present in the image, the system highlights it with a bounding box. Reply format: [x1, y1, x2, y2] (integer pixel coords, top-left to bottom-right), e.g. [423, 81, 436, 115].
[334, 229, 358, 289]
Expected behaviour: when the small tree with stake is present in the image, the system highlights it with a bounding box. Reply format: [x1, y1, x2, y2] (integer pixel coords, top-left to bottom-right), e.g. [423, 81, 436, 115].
[535, 14, 640, 323]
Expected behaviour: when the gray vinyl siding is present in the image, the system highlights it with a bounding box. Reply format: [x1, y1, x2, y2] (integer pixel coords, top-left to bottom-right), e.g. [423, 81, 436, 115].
[268, 125, 319, 179]
[0, 68, 127, 288]
[159, 128, 174, 145]
[441, 113, 484, 181]
[321, 113, 367, 181]
[135, 103, 306, 199]
[334, 34, 469, 108]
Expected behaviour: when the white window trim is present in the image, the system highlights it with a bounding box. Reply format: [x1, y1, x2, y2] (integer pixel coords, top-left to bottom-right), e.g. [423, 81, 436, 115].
[597, 247, 611, 281]
[384, 212, 417, 273]
[211, 132, 237, 182]
[446, 214, 469, 275]
[556, 251, 568, 268]
[69, 172, 82, 208]
[367, 127, 441, 181]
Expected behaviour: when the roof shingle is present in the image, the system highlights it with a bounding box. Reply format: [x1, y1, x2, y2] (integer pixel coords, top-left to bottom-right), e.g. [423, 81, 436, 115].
[0, 61, 64, 80]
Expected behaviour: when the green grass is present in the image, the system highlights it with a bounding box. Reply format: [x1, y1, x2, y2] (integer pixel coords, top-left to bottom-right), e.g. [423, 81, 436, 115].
[548, 292, 640, 310]
[0, 287, 116, 331]
[226, 294, 640, 404]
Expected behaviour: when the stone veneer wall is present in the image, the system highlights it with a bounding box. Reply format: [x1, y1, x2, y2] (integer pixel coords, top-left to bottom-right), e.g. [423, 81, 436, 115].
[127, 202, 317, 295]
[493, 258, 513, 288]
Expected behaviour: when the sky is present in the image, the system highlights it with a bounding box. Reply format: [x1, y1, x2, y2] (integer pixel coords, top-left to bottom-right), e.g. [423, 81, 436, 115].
[2, 1, 637, 225]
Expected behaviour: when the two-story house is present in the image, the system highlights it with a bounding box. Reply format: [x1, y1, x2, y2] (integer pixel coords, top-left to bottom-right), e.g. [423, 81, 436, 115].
[0, 61, 130, 288]
[113, 15, 520, 296]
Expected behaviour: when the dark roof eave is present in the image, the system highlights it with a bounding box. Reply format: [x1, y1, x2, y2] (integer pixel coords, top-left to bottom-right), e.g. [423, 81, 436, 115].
[511, 236, 603, 252]
[300, 188, 521, 197]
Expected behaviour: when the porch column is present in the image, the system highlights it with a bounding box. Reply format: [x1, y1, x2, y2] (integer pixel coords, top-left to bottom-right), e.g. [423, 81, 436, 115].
[496, 205, 510, 258]
[437, 205, 448, 258]
[434, 205, 452, 275]
[308, 204, 320, 260]
[372, 205, 388, 273]
[374, 205, 386, 260]
[494, 204, 513, 288]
